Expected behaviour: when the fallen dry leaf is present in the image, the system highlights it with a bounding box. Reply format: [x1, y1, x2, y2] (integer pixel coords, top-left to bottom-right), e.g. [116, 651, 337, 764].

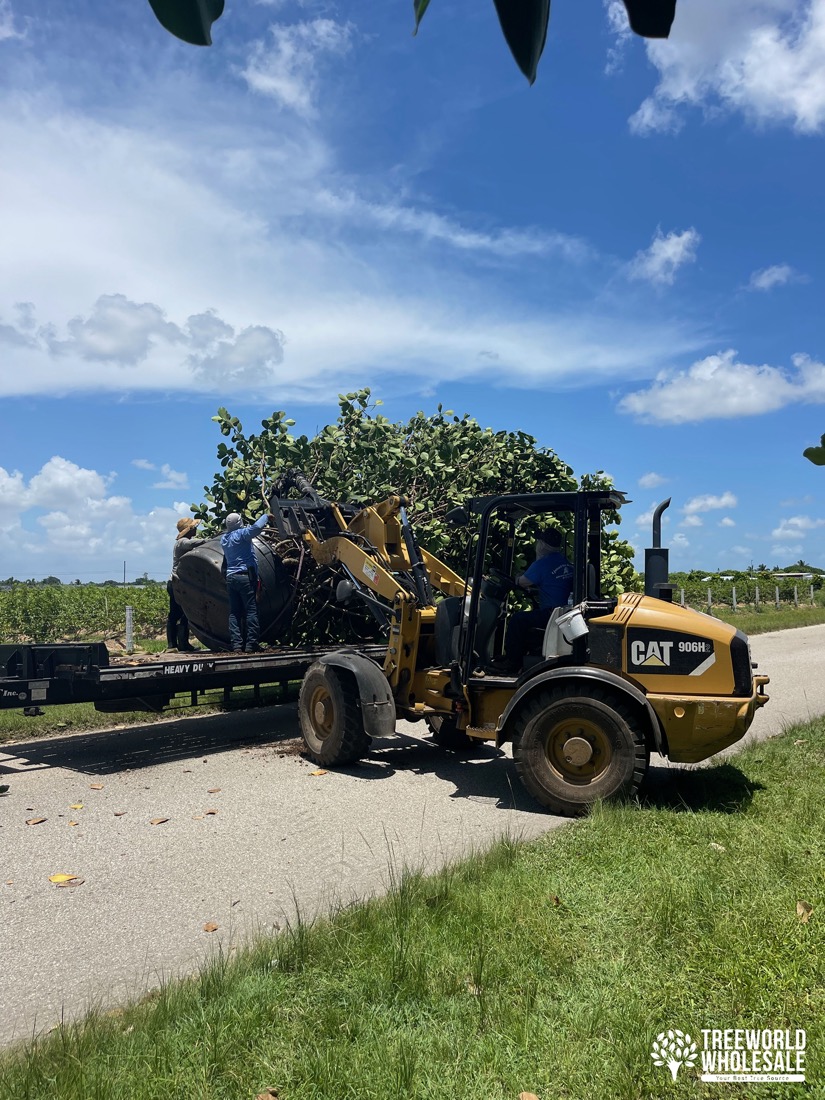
[550, 895, 561, 906]
[150, 817, 169, 825]
[794, 739, 808, 747]
[114, 811, 127, 817]
[309, 769, 328, 777]
[207, 787, 221, 794]
[49, 873, 77, 883]
[203, 922, 219, 933]
[69, 821, 79, 827]
[25, 817, 47, 826]
[5, 879, 14, 885]
[192, 814, 204, 820]
[56, 877, 85, 888]
[70, 803, 84, 810]
[519, 1093, 540, 1100]
[797, 900, 814, 924]
[89, 783, 104, 790]
[709, 842, 727, 852]
[256, 1089, 279, 1100]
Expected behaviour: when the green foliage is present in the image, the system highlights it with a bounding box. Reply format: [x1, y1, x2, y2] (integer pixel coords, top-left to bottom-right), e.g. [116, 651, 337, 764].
[0, 585, 167, 644]
[193, 389, 637, 595]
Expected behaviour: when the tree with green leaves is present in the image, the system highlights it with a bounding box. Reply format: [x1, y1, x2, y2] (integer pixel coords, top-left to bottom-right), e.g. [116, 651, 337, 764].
[192, 388, 637, 598]
[147, 0, 677, 85]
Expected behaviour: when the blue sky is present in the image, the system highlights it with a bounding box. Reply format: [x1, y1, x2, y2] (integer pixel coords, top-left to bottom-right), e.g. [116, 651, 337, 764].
[1, 0, 823, 582]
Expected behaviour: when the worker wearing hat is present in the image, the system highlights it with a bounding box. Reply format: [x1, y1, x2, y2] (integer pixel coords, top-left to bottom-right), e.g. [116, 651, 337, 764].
[167, 517, 204, 652]
[221, 510, 271, 653]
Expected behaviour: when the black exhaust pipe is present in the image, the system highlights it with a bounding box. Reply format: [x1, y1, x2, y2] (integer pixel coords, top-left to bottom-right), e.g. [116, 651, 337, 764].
[644, 497, 675, 601]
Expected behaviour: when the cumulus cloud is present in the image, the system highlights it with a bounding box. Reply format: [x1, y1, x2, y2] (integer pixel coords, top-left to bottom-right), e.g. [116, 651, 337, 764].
[242, 18, 354, 117]
[188, 323, 286, 387]
[684, 492, 738, 514]
[672, 532, 690, 548]
[618, 349, 825, 423]
[747, 263, 798, 291]
[681, 514, 703, 528]
[771, 515, 825, 539]
[627, 228, 701, 286]
[132, 458, 156, 471]
[719, 516, 736, 527]
[152, 464, 189, 490]
[43, 294, 182, 364]
[638, 471, 667, 489]
[620, 0, 825, 135]
[0, 457, 194, 579]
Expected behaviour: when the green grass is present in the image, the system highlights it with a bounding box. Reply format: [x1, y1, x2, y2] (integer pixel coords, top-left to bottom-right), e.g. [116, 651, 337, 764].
[3, 721, 823, 1099]
[698, 605, 825, 636]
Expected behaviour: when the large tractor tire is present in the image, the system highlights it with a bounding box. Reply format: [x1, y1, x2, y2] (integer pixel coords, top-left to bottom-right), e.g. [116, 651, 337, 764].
[299, 663, 371, 766]
[425, 715, 476, 752]
[511, 685, 648, 816]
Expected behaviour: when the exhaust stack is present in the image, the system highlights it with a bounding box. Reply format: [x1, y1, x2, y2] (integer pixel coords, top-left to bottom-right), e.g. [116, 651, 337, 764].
[644, 498, 675, 601]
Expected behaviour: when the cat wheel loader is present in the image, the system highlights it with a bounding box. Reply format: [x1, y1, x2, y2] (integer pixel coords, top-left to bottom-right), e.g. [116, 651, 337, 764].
[270, 473, 769, 815]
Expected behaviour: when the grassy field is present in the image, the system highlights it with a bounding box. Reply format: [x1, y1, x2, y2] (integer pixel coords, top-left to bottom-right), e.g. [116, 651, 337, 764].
[700, 604, 825, 636]
[2, 720, 823, 1099]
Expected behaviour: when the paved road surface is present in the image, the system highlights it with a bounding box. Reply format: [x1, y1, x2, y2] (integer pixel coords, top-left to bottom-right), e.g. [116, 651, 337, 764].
[1, 625, 823, 1046]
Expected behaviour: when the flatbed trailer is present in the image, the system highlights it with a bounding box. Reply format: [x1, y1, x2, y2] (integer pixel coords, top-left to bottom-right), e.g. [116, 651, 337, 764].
[0, 642, 386, 716]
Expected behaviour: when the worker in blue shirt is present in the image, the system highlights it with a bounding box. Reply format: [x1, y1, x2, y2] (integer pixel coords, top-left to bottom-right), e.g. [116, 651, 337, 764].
[221, 511, 271, 652]
[495, 528, 574, 672]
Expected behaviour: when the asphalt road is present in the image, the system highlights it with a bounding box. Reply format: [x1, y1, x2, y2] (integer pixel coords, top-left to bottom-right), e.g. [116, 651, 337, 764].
[1, 624, 824, 1047]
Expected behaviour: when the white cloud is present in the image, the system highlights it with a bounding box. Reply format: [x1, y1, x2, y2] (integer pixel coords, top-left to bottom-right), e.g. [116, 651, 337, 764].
[618, 349, 825, 423]
[772, 543, 803, 557]
[0, 456, 193, 579]
[627, 227, 700, 286]
[729, 544, 753, 556]
[681, 514, 703, 528]
[685, 492, 738, 514]
[747, 263, 798, 291]
[152, 464, 189, 490]
[771, 515, 825, 539]
[672, 532, 690, 548]
[604, 0, 634, 73]
[132, 458, 156, 471]
[622, 0, 825, 135]
[719, 517, 736, 527]
[242, 18, 354, 118]
[44, 294, 182, 365]
[188, 323, 286, 387]
[0, 0, 23, 41]
[638, 471, 666, 489]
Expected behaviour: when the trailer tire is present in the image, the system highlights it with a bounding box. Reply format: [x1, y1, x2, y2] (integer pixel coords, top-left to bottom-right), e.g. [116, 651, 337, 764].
[299, 664, 371, 766]
[511, 685, 647, 816]
[426, 715, 475, 751]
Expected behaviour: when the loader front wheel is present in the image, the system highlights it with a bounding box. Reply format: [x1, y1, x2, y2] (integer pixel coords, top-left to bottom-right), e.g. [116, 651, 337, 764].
[511, 685, 647, 816]
[299, 663, 371, 766]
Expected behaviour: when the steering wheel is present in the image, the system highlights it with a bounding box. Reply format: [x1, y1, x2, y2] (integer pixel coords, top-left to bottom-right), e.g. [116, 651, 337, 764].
[487, 566, 515, 590]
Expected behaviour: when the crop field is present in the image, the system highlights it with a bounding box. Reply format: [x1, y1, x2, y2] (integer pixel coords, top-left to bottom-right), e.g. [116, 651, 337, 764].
[0, 585, 168, 645]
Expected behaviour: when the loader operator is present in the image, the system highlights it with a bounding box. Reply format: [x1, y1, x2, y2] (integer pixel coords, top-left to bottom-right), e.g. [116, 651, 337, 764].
[221, 511, 270, 653]
[494, 528, 574, 672]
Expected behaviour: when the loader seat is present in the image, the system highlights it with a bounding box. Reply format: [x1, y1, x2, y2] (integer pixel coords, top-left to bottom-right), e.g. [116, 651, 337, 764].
[434, 596, 463, 665]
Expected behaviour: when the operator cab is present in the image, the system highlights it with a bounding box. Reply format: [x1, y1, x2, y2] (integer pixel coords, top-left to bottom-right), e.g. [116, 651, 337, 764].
[437, 489, 627, 681]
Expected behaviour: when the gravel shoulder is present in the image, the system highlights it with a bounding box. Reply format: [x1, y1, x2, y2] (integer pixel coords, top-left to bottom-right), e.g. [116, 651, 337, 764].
[1, 624, 823, 1047]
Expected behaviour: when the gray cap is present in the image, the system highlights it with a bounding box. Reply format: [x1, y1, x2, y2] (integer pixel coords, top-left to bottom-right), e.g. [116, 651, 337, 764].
[224, 513, 242, 531]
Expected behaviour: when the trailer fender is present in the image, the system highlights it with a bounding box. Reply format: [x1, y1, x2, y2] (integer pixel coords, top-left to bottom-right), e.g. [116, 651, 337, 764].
[498, 665, 664, 754]
[316, 650, 396, 738]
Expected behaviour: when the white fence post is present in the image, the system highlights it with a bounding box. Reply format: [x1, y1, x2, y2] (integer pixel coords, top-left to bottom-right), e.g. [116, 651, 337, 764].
[680, 587, 685, 607]
[125, 605, 134, 654]
[811, 585, 815, 606]
[794, 585, 799, 608]
[732, 585, 737, 612]
[707, 588, 712, 613]
[755, 584, 760, 608]
[775, 586, 780, 609]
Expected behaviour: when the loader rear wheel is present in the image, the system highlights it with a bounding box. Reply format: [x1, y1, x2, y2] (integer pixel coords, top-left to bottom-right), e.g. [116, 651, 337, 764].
[299, 664, 371, 766]
[511, 685, 648, 816]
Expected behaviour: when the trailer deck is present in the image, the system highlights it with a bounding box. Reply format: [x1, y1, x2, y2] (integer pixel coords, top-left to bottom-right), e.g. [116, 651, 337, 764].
[0, 642, 386, 715]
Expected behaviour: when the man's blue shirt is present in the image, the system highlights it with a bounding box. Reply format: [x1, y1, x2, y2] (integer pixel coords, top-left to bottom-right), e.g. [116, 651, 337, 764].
[523, 552, 574, 609]
[221, 514, 268, 577]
